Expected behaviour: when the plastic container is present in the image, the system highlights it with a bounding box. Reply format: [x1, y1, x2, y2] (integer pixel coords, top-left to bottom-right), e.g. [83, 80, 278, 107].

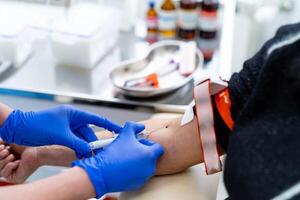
[0, 16, 32, 68]
[50, 3, 120, 69]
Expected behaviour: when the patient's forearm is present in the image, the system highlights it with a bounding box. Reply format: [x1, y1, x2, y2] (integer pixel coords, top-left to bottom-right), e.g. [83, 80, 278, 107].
[143, 117, 203, 175]
[37, 146, 76, 167]
[37, 132, 117, 167]
[0, 167, 95, 200]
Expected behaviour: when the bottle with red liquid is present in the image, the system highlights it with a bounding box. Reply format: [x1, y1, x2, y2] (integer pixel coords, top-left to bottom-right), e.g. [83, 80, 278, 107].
[198, 0, 219, 61]
[146, 1, 158, 43]
[177, 0, 198, 40]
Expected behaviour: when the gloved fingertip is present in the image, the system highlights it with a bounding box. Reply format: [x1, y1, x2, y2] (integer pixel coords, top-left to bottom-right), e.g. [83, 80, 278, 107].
[122, 122, 145, 138]
[92, 148, 101, 155]
[139, 139, 155, 146]
[125, 121, 145, 132]
[75, 152, 85, 159]
[76, 126, 98, 143]
[134, 123, 145, 133]
[72, 137, 92, 159]
[106, 120, 123, 133]
[139, 139, 164, 157]
[150, 143, 165, 158]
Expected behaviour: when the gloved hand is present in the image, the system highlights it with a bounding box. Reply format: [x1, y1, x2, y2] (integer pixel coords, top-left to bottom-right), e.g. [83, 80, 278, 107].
[0, 105, 122, 158]
[72, 121, 164, 198]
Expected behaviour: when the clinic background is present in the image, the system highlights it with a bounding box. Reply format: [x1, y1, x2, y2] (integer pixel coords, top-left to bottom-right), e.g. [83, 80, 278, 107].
[0, 1, 299, 200]
[0, 0, 299, 115]
[0, 0, 299, 74]
[94, 0, 300, 72]
[71, 0, 300, 73]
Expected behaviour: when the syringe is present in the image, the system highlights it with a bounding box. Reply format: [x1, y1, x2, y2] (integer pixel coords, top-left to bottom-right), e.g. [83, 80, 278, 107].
[89, 130, 149, 150]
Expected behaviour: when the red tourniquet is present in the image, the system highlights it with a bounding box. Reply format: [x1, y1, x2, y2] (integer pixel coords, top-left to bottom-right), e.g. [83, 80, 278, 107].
[193, 80, 222, 175]
[215, 88, 234, 130]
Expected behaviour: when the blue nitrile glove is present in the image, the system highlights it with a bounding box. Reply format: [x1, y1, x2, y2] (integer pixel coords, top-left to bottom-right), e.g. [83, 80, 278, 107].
[0, 105, 122, 158]
[72, 121, 164, 198]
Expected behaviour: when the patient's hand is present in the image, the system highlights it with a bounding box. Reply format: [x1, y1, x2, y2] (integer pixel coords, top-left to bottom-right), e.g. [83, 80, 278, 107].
[0, 141, 39, 183]
[0, 131, 117, 183]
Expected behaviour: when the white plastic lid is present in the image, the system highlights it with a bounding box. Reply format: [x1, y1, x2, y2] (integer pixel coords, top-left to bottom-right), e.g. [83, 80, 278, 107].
[51, 3, 118, 38]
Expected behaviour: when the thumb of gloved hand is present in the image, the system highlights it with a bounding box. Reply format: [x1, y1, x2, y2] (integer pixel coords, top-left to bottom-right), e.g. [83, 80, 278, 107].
[139, 139, 164, 158]
[66, 132, 91, 158]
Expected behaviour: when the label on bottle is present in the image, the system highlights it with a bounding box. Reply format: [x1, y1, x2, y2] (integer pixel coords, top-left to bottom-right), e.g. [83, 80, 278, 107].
[198, 11, 219, 31]
[147, 16, 158, 29]
[158, 10, 176, 30]
[198, 37, 218, 59]
[178, 9, 198, 30]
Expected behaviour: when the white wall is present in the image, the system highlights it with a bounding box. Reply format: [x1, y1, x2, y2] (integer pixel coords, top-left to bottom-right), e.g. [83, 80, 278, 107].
[232, 0, 300, 73]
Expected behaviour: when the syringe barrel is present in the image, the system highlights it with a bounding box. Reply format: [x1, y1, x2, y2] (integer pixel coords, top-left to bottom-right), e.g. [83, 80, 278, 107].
[89, 131, 149, 150]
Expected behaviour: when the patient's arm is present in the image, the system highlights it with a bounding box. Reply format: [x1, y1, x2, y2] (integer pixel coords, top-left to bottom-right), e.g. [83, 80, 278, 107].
[97, 116, 203, 175]
[0, 116, 203, 182]
[37, 116, 204, 175]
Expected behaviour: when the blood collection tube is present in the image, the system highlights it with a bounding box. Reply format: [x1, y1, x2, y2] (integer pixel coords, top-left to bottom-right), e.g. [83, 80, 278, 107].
[178, 0, 198, 40]
[198, 0, 219, 61]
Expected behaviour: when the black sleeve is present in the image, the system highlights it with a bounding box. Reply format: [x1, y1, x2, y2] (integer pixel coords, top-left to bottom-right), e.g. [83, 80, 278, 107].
[212, 98, 230, 152]
[229, 23, 300, 119]
[213, 41, 268, 152]
[213, 23, 300, 151]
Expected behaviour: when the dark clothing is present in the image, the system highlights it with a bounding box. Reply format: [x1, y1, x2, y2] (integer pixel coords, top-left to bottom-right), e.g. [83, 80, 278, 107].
[214, 23, 300, 199]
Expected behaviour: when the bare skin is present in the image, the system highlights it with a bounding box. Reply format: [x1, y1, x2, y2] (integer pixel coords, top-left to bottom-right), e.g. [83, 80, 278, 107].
[0, 142, 75, 183]
[0, 167, 96, 200]
[143, 117, 202, 175]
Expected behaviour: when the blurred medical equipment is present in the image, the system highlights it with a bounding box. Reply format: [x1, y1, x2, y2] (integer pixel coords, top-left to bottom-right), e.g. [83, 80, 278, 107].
[0, 0, 235, 114]
[124, 59, 179, 89]
[106, 0, 139, 32]
[50, 3, 120, 68]
[0, 1, 70, 68]
[198, 0, 220, 61]
[110, 40, 204, 97]
[55, 47, 121, 94]
[178, 0, 198, 40]
[159, 0, 177, 39]
[0, 15, 32, 68]
[179, 41, 196, 75]
[0, 61, 13, 80]
[89, 130, 150, 150]
[0, 1, 121, 69]
[145, 0, 220, 60]
[146, 1, 158, 43]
